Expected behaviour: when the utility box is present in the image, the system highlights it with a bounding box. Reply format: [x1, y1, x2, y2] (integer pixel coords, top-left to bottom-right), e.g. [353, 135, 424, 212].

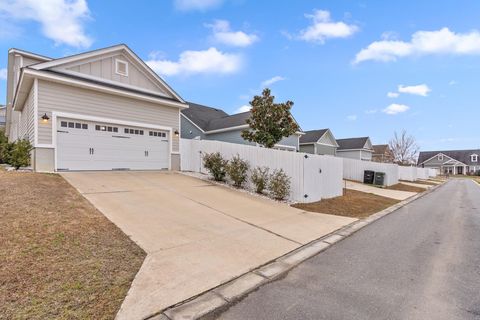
[364, 170, 375, 184]
[374, 172, 386, 186]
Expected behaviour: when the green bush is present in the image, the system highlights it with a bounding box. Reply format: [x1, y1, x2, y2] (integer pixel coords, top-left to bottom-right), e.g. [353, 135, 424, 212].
[9, 139, 33, 169]
[203, 152, 228, 181]
[251, 166, 270, 194]
[226, 154, 250, 188]
[0, 128, 10, 164]
[268, 169, 291, 200]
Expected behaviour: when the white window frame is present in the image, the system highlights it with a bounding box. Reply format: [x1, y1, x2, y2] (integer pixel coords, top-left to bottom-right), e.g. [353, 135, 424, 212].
[438, 154, 444, 161]
[115, 59, 128, 77]
[471, 154, 478, 163]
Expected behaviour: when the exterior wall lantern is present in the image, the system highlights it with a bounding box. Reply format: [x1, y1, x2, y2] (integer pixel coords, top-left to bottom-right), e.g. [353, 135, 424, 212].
[174, 130, 179, 137]
[41, 113, 50, 123]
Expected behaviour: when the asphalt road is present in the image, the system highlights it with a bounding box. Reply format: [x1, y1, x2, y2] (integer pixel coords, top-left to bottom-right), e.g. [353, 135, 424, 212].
[213, 179, 480, 320]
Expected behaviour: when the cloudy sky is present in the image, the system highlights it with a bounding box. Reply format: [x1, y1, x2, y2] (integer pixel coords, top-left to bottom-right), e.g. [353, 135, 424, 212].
[0, 0, 479, 150]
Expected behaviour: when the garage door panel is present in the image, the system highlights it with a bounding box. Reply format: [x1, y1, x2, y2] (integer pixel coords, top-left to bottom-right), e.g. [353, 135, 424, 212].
[56, 118, 170, 171]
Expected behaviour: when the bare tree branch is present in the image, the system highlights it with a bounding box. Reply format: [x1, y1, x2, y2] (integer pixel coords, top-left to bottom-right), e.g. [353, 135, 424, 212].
[389, 130, 419, 165]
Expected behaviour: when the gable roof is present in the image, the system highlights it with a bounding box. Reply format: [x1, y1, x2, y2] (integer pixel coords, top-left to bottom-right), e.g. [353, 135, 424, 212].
[336, 137, 372, 151]
[27, 44, 184, 103]
[373, 144, 390, 154]
[418, 149, 480, 166]
[300, 129, 328, 144]
[182, 102, 303, 134]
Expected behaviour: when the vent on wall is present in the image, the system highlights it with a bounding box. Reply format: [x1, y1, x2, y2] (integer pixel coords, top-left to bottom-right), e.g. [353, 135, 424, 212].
[115, 59, 128, 76]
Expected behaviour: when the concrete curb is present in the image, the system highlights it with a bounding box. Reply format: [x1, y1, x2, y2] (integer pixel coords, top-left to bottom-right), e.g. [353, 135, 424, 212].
[146, 182, 445, 320]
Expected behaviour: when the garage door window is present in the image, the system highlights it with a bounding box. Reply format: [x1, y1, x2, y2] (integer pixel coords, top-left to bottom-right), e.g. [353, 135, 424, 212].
[124, 128, 144, 135]
[96, 125, 118, 132]
[61, 121, 88, 129]
[149, 131, 167, 138]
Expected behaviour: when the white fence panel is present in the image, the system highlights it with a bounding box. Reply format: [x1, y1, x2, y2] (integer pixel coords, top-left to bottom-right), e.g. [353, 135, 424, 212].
[428, 168, 438, 177]
[417, 168, 429, 180]
[343, 158, 399, 186]
[180, 139, 343, 202]
[398, 166, 417, 181]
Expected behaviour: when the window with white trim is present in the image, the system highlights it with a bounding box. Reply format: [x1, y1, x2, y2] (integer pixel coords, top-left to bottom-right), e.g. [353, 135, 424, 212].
[438, 154, 444, 161]
[472, 154, 478, 162]
[115, 59, 128, 76]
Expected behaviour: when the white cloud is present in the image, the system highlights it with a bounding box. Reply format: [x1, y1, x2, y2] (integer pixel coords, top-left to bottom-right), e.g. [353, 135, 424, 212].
[174, 0, 223, 11]
[354, 27, 480, 64]
[298, 10, 359, 44]
[383, 103, 410, 115]
[261, 76, 286, 87]
[398, 84, 431, 96]
[235, 105, 251, 113]
[347, 115, 357, 121]
[387, 91, 399, 98]
[0, 0, 92, 48]
[0, 68, 7, 80]
[146, 47, 242, 77]
[206, 20, 259, 47]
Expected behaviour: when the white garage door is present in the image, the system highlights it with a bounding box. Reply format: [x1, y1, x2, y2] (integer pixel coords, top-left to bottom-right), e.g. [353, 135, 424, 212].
[56, 118, 170, 171]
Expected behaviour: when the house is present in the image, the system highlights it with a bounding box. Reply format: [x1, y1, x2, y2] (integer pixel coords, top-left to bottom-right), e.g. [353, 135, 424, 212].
[0, 105, 5, 128]
[181, 102, 303, 151]
[372, 144, 394, 163]
[418, 149, 480, 175]
[335, 137, 374, 161]
[299, 128, 338, 156]
[5, 44, 188, 172]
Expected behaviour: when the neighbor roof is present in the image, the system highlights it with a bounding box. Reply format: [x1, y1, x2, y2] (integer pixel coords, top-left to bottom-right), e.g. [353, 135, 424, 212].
[336, 137, 371, 150]
[373, 144, 389, 154]
[300, 129, 328, 144]
[418, 149, 480, 166]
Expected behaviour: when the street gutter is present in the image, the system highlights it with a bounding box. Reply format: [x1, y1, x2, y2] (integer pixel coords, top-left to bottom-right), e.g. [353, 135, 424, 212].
[146, 182, 445, 320]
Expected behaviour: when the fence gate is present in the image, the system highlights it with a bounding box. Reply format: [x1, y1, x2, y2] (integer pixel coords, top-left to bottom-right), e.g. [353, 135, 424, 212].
[302, 154, 323, 202]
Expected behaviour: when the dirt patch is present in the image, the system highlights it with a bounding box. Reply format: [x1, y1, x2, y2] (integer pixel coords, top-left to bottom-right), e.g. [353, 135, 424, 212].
[0, 171, 146, 319]
[400, 180, 436, 186]
[387, 183, 424, 193]
[292, 189, 399, 219]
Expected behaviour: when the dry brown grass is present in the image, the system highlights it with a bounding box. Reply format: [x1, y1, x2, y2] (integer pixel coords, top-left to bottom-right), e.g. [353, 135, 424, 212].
[292, 189, 399, 219]
[400, 179, 437, 186]
[0, 171, 146, 319]
[387, 183, 425, 193]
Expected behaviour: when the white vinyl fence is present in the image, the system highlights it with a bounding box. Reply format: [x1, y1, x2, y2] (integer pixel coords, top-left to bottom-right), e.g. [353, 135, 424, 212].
[180, 139, 343, 203]
[398, 166, 418, 181]
[416, 168, 430, 180]
[343, 158, 399, 186]
[428, 168, 439, 177]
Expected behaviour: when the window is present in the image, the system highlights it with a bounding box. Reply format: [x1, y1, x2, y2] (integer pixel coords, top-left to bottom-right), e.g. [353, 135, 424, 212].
[61, 121, 67, 128]
[96, 124, 117, 132]
[149, 131, 167, 138]
[124, 127, 144, 135]
[63, 121, 87, 129]
[115, 59, 128, 76]
[75, 123, 81, 129]
[68, 122, 75, 128]
[82, 124, 88, 129]
[438, 154, 444, 161]
[472, 154, 478, 163]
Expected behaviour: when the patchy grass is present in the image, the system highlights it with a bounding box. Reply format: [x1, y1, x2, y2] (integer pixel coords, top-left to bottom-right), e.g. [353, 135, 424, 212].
[386, 183, 425, 193]
[0, 171, 146, 319]
[400, 179, 437, 186]
[292, 189, 399, 219]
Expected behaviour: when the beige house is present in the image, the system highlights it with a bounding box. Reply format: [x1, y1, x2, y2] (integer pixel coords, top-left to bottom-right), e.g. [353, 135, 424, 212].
[5, 44, 187, 172]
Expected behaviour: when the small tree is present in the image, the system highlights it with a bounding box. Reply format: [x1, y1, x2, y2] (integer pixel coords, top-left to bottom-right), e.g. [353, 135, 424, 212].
[203, 152, 228, 181]
[251, 166, 270, 194]
[9, 139, 33, 169]
[241, 88, 299, 148]
[389, 130, 419, 165]
[226, 154, 250, 188]
[268, 169, 291, 200]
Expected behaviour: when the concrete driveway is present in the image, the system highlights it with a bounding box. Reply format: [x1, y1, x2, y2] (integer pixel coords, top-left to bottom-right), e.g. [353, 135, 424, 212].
[61, 171, 356, 320]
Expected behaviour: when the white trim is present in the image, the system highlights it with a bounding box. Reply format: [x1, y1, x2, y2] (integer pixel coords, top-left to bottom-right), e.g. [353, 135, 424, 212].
[205, 124, 249, 134]
[418, 152, 453, 166]
[57, 69, 171, 99]
[19, 69, 188, 109]
[29, 44, 185, 103]
[33, 78, 39, 146]
[52, 111, 173, 171]
[471, 154, 478, 163]
[115, 58, 129, 77]
[180, 113, 205, 133]
[337, 148, 373, 152]
[9, 48, 52, 62]
[273, 144, 297, 151]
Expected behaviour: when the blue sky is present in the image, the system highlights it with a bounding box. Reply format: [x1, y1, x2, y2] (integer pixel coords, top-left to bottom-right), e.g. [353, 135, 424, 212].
[1, 0, 479, 150]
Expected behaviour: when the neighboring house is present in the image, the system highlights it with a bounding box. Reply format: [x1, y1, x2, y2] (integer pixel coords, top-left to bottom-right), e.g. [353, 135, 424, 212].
[336, 137, 374, 161]
[5, 45, 188, 172]
[181, 102, 303, 151]
[372, 144, 394, 163]
[299, 128, 338, 156]
[0, 105, 5, 128]
[418, 149, 480, 175]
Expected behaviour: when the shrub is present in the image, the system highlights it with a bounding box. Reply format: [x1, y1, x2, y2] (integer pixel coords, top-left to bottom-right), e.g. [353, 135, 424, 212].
[251, 166, 270, 194]
[226, 154, 249, 188]
[0, 128, 9, 164]
[9, 139, 33, 169]
[203, 152, 228, 181]
[268, 169, 291, 200]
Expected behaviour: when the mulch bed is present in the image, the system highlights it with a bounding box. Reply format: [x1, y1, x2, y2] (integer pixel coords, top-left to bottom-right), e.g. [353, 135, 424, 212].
[0, 171, 146, 319]
[292, 189, 399, 219]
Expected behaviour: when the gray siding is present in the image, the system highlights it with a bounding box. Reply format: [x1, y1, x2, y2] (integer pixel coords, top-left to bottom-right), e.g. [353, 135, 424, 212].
[336, 150, 361, 160]
[181, 116, 205, 139]
[300, 144, 315, 154]
[37, 80, 181, 152]
[361, 150, 373, 161]
[207, 129, 299, 150]
[18, 84, 35, 144]
[62, 53, 169, 96]
[316, 144, 336, 156]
